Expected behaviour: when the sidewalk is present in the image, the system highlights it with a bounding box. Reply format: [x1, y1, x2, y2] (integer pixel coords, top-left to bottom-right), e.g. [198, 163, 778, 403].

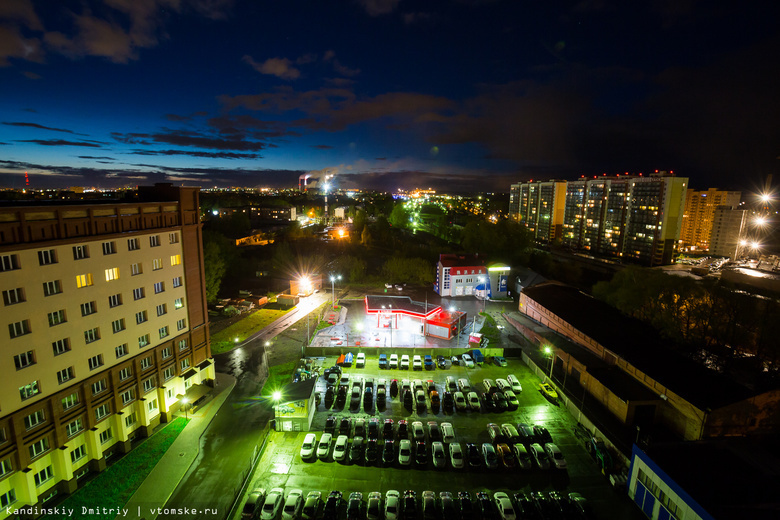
[120, 371, 236, 520]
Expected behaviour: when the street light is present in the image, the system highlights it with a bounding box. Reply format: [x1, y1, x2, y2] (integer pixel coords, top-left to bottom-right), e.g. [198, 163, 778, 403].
[181, 397, 189, 419]
[330, 274, 341, 309]
[544, 345, 554, 380]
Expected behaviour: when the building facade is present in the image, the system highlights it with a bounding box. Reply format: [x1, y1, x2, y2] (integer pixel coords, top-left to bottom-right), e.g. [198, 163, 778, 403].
[513, 172, 688, 266]
[708, 206, 747, 258]
[680, 189, 742, 251]
[0, 185, 213, 515]
[433, 254, 487, 297]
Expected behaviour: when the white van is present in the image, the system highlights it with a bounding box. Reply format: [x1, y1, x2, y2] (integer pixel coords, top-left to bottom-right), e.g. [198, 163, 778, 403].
[300, 433, 316, 460]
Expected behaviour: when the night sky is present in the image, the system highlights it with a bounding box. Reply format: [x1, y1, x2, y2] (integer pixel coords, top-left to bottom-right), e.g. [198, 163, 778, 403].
[1, 0, 779, 193]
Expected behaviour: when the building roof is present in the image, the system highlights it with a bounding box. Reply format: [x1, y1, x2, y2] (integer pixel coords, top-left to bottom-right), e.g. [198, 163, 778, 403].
[639, 440, 780, 520]
[522, 282, 754, 410]
[438, 253, 486, 267]
[278, 377, 317, 405]
[364, 295, 440, 317]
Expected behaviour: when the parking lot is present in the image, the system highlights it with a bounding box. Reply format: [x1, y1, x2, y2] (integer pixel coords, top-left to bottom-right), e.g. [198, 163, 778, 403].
[236, 352, 643, 519]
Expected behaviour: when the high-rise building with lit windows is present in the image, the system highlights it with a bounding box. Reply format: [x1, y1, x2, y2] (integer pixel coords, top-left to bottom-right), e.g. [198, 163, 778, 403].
[680, 189, 742, 251]
[511, 172, 688, 266]
[0, 184, 213, 514]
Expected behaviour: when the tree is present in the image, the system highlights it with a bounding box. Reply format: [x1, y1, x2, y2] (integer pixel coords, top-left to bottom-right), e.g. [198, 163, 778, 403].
[389, 203, 410, 229]
[203, 239, 226, 304]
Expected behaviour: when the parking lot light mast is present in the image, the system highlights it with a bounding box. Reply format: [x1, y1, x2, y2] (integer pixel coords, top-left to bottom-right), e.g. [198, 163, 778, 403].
[330, 274, 341, 309]
[544, 345, 554, 380]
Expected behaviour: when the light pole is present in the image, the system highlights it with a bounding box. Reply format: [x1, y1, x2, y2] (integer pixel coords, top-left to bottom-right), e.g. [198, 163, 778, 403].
[330, 274, 341, 309]
[181, 397, 189, 419]
[544, 345, 554, 380]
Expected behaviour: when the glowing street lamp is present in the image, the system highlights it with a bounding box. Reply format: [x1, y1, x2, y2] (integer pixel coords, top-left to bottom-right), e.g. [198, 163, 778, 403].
[330, 274, 341, 308]
[181, 397, 189, 419]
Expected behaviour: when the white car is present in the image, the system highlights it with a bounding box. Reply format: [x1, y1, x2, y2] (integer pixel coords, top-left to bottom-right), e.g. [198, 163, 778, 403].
[389, 354, 399, 369]
[398, 439, 412, 465]
[411, 421, 425, 441]
[493, 492, 517, 520]
[333, 435, 349, 462]
[467, 391, 481, 411]
[507, 374, 523, 393]
[441, 422, 455, 443]
[412, 355, 422, 370]
[300, 433, 316, 460]
[400, 354, 410, 369]
[385, 490, 400, 520]
[301, 491, 321, 520]
[504, 390, 519, 410]
[356, 352, 366, 367]
[496, 378, 510, 392]
[453, 391, 467, 411]
[260, 488, 285, 520]
[457, 378, 471, 393]
[544, 442, 567, 469]
[461, 353, 474, 367]
[449, 442, 464, 469]
[281, 489, 304, 520]
[316, 433, 332, 460]
[432, 441, 446, 468]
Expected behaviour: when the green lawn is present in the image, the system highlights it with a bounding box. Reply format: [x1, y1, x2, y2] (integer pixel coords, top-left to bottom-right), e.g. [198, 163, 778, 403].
[260, 361, 297, 396]
[210, 308, 292, 354]
[42, 417, 189, 520]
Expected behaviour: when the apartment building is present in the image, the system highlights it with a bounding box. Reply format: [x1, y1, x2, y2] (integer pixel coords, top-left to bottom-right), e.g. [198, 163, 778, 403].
[514, 172, 688, 266]
[0, 185, 213, 515]
[680, 189, 742, 251]
[709, 206, 747, 258]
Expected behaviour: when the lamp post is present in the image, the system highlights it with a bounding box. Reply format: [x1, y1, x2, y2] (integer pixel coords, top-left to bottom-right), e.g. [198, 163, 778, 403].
[330, 274, 341, 309]
[181, 397, 189, 419]
[544, 345, 554, 380]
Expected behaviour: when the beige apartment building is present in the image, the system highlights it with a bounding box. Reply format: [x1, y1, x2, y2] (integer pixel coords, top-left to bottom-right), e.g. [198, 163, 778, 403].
[0, 185, 213, 516]
[680, 188, 742, 251]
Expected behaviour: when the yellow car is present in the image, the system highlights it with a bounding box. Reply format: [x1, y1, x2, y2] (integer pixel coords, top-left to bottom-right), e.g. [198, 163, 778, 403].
[539, 382, 559, 400]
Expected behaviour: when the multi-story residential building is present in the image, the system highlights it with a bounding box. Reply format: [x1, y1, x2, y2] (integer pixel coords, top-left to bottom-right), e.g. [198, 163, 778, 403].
[680, 189, 742, 251]
[514, 172, 688, 266]
[0, 184, 213, 514]
[508, 181, 566, 242]
[709, 206, 747, 258]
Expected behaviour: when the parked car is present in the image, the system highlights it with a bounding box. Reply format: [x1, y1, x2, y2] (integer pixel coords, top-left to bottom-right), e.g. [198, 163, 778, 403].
[389, 354, 399, 369]
[422, 491, 436, 519]
[323, 491, 342, 520]
[317, 433, 332, 460]
[487, 423, 504, 443]
[457, 378, 471, 393]
[366, 492, 382, 520]
[385, 490, 400, 520]
[300, 433, 317, 460]
[402, 490, 417, 519]
[440, 492, 455, 517]
[379, 354, 388, 369]
[333, 435, 349, 462]
[430, 390, 441, 410]
[512, 444, 533, 470]
[457, 491, 473, 519]
[242, 488, 266, 519]
[568, 492, 590, 517]
[506, 374, 522, 393]
[412, 421, 425, 441]
[415, 390, 427, 411]
[466, 443, 482, 467]
[493, 356, 508, 367]
[493, 492, 516, 520]
[339, 417, 351, 435]
[350, 437, 365, 463]
[454, 391, 467, 411]
[461, 353, 474, 367]
[356, 352, 366, 368]
[503, 390, 519, 411]
[500, 424, 520, 444]
[437, 355, 448, 369]
[475, 492, 496, 520]
[354, 418, 366, 437]
[383, 419, 394, 438]
[427, 421, 441, 441]
[451, 355, 460, 366]
[533, 425, 552, 443]
[496, 443, 516, 469]
[281, 489, 304, 520]
[397, 420, 409, 439]
[415, 440, 428, 465]
[390, 379, 399, 397]
[467, 391, 481, 411]
[398, 439, 412, 465]
[301, 491, 321, 520]
[432, 441, 446, 468]
[412, 355, 422, 370]
[449, 442, 464, 469]
[260, 488, 285, 520]
[441, 422, 455, 443]
[529, 443, 550, 470]
[517, 423, 535, 444]
[400, 355, 410, 369]
[544, 442, 567, 469]
[383, 439, 395, 464]
[482, 443, 499, 469]
[424, 355, 434, 370]
[346, 492, 363, 520]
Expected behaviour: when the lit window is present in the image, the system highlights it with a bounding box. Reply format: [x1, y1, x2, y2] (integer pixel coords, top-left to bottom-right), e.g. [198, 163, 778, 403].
[61, 392, 79, 410]
[138, 334, 150, 348]
[170, 254, 181, 266]
[19, 381, 40, 400]
[76, 273, 93, 288]
[174, 297, 184, 309]
[153, 258, 163, 271]
[105, 267, 119, 282]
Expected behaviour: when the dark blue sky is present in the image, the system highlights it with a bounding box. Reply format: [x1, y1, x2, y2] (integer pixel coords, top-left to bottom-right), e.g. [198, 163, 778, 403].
[1, 0, 778, 193]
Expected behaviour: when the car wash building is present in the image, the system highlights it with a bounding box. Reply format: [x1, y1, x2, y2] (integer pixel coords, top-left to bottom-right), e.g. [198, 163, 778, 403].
[364, 295, 466, 340]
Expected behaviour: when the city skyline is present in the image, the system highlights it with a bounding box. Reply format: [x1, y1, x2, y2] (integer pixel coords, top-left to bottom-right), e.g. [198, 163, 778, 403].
[1, 1, 779, 193]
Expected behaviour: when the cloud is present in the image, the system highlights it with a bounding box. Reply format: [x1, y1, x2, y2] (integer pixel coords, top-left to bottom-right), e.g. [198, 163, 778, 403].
[3, 121, 82, 134]
[17, 139, 102, 147]
[322, 49, 360, 77]
[77, 155, 116, 160]
[402, 12, 432, 24]
[112, 128, 269, 151]
[310, 144, 334, 150]
[127, 149, 262, 159]
[356, 0, 401, 16]
[242, 55, 301, 80]
[0, 25, 44, 65]
[22, 70, 40, 79]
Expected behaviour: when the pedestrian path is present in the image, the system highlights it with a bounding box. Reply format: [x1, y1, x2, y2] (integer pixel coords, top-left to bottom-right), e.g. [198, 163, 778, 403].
[120, 372, 236, 520]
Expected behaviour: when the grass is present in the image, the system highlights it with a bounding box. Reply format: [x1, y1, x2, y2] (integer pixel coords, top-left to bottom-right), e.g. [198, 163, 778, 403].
[42, 417, 189, 520]
[478, 311, 501, 345]
[210, 308, 292, 354]
[260, 360, 297, 396]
